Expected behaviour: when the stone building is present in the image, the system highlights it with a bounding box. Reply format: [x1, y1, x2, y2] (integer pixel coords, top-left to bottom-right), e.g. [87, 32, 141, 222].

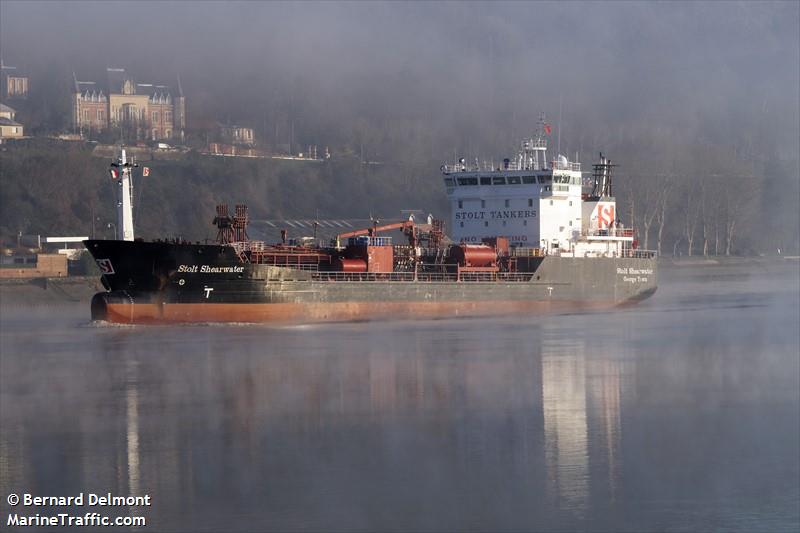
[0, 60, 29, 100]
[72, 68, 185, 141]
[219, 123, 255, 146]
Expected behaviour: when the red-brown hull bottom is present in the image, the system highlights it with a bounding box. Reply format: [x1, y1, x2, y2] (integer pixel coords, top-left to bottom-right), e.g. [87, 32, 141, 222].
[98, 300, 618, 325]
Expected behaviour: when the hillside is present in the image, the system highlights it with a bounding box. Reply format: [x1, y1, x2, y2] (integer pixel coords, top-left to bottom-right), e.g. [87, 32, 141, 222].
[1, 137, 798, 256]
[0, 140, 447, 244]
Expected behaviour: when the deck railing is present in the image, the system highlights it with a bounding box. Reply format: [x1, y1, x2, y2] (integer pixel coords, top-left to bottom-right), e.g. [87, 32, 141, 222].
[583, 228, 635, 238]
[308, 272, 538, 283]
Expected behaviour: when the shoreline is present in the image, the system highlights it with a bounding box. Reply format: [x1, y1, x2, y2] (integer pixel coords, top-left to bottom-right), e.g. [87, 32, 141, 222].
[0, 276, 104, 306]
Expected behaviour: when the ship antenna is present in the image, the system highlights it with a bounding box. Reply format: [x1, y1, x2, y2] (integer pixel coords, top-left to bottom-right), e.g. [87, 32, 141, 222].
[557, 94, 562, 157]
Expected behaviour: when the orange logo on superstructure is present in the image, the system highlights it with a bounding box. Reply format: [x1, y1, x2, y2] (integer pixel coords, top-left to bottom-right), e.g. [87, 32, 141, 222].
[597, 204, 616, 229]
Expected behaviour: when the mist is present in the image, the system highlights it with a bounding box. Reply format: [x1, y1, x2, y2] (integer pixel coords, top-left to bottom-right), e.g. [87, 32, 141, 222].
[3, 1, 797, 153]
[1, 1, 798, 253]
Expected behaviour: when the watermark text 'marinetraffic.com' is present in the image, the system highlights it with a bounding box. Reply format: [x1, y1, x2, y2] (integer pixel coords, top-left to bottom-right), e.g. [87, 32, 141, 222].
[8, 513, 146, 528]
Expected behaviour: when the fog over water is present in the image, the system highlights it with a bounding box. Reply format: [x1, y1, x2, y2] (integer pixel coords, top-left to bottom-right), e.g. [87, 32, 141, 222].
[1, 262, 798, 531]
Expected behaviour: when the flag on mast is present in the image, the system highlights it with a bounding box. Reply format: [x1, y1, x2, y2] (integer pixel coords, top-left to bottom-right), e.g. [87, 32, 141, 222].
[544, 123, 552, 135]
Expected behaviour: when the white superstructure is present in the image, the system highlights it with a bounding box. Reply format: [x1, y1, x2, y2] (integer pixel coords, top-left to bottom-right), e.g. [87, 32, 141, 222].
[442, 119, 633, 257]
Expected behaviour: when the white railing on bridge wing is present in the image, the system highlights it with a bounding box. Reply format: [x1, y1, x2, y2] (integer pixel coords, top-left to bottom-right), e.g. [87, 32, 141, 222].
[441, 163, 477, 173]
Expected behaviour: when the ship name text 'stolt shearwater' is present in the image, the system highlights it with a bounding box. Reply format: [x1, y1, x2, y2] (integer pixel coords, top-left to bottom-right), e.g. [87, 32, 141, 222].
[177, 265, 245, 274]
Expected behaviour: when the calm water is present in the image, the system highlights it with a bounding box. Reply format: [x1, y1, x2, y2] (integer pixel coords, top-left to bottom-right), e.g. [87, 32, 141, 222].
[1, 262, 798, 532]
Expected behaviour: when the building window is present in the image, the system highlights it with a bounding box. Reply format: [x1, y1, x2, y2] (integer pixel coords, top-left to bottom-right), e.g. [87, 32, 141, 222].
[83, 110, 89, 121]
[152, 111, 159, 123]
[165, 130, 171, 138]
[96, 110, 102, 121]
[505, 199, 510, 208]
[165, 111, 172, 122]
[152, 129, 158, 140]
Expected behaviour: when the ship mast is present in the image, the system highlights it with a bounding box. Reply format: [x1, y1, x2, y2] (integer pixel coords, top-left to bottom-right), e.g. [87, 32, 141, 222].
[518, 113, 550, 171]
[109, 148, 136, 241]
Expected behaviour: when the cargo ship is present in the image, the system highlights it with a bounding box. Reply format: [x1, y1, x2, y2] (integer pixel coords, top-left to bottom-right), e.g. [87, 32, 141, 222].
[84, 121, 656, 324]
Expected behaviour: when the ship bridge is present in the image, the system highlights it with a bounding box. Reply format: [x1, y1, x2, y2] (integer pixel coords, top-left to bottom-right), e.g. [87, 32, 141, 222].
[442, 126, 632, 257]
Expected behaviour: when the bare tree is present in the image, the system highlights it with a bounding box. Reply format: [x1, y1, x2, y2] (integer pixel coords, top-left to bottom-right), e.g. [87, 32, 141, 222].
[681, 178, 703, 256]
[654, 178, 673, 256]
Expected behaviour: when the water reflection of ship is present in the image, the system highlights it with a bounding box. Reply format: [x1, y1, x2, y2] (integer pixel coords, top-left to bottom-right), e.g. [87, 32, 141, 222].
[210, 325, 629, 515]
[541, 330, 629, 514]
[0, 323, 631, 527]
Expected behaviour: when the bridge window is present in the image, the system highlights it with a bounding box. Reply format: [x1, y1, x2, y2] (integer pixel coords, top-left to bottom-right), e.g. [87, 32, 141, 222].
[457, 177, 478, 186]
[481, 200, 485, 208]
[492, 177, 506, 185]
[444, 178, 455, 187]
[480, 177, 491, 185]
[528, 199, 533, 207]
[484, 221, 489, 227]
[460, 222, 464, 228]
[505, 199, 510, 208]
[523, 176, 536, 184]
[523, 220, 528, 226]
[508, 176, 521, 184]
[538, 176, 546, 183]
[458, 200, 463, 209]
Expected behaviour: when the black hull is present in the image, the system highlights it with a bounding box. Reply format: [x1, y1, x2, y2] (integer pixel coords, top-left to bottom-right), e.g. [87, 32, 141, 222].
[84, 240, 657, 323]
